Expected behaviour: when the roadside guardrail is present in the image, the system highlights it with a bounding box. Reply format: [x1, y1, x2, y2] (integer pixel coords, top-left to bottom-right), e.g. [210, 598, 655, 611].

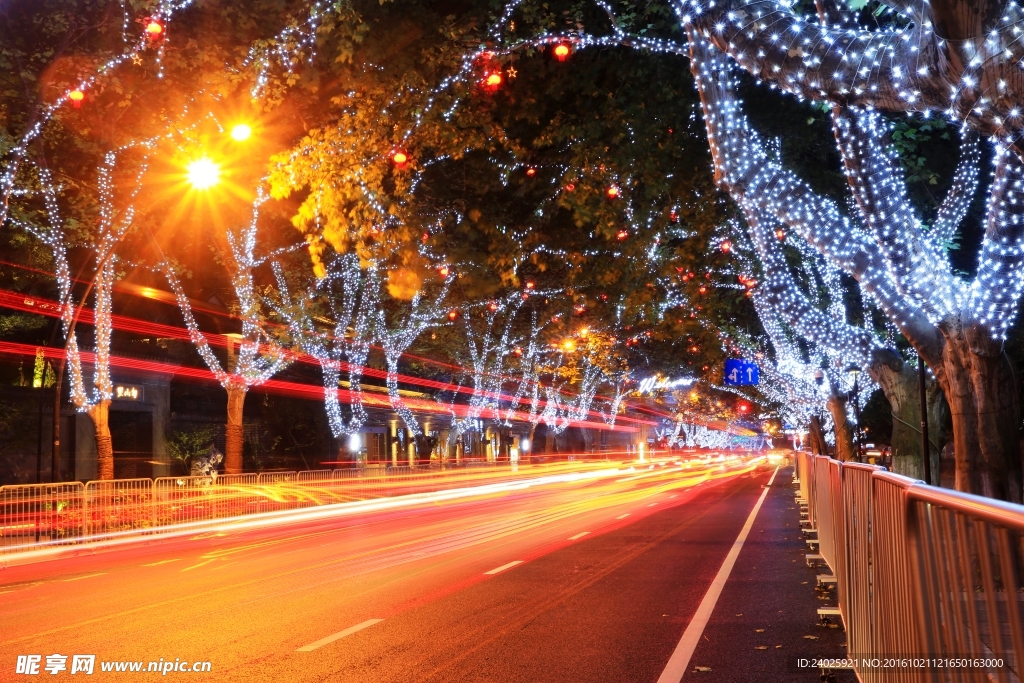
[795, 451, 1024, 682]
[0, 463, 515, 554]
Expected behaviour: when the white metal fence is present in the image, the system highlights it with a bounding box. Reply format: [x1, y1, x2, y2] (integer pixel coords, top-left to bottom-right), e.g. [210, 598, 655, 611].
[796, 451, 1024, 682]
[0, 463, 519, 554]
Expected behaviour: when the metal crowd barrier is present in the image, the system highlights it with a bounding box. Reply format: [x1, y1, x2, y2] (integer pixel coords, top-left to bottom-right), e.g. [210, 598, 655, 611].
[0, 482, 85, 548]
[796, 452, 1024, 682]
[0, 461, 513, 554]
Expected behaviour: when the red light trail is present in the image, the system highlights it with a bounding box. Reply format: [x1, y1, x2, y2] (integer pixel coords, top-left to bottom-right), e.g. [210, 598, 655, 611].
[0, 285, 657, 429]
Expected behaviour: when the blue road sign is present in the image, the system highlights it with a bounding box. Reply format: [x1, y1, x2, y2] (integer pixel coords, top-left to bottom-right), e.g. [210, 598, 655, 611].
[724, 358, 760, 386]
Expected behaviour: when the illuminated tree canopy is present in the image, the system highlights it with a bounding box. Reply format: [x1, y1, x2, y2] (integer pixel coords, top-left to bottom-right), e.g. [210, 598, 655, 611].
[3, 0, 1024, 502]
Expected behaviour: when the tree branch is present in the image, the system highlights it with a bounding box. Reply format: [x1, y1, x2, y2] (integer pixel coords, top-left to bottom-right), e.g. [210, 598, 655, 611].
[688, 33, 945, 365]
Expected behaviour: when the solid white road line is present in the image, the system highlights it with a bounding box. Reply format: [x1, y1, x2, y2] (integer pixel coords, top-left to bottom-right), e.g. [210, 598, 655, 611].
[61, 573, 106, 582]
[567, 532, 590, 541]
[296, 619, 384, 652]
[484, 560, 524, 575]
[142, 559, 181, 567]
[180, 559, 214, 572]
[657, 466, 779, 683]
[616, 513, 630, 520]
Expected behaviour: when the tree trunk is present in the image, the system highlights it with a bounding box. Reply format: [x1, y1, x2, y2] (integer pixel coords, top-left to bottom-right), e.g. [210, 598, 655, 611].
[386, 360, 422, 437]
[808, 416, 827, 455]
[937, 327, 1022, 502]
[826, 388, 856, 462]
[88, 400, 113, 480]
[581, 428, 595, 454]
[414, 433, 435, 463]
[225, 383, 247, 475]
[445, 428, 459, 462]
[867, 349, 948, 480]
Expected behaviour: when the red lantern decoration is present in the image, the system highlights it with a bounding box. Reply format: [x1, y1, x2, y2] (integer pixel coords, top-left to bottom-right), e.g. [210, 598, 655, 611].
[488, 301, 498, 312]
[553, 43, 571, 61]
[574, 304, 586, 314]
[698, 286, 707, 295]
[447, 309, 459, 321]
[616, 229, 629, 241]
[68, 89, 84, 107]
[513, 346, 523, 357]
[775, 228, 785, 240]
[438, 265, 450, 277]
[606, 185, 620, 199]
[721, 240, 732, 253]
[525, 281, 535, 289]
[565, 183, 575, 192]
[146, 20, 163, 36]
[392, 151, 408, 166]
[525, 167, 536, 177]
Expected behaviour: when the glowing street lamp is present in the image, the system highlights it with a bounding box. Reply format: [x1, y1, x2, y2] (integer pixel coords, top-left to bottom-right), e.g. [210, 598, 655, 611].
[186, 157, 221, 190]
[230, 123, 252, 141]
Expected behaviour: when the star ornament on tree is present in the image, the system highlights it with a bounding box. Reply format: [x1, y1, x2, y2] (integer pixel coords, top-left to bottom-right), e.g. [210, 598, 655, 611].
[506, 66, 517, 79]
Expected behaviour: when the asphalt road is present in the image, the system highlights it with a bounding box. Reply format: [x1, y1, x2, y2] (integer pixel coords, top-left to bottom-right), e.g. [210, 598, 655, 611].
[0, 457, 850, 681]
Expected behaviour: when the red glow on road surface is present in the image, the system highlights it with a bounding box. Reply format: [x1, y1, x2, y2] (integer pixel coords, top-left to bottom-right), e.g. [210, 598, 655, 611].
[0, 453, 778, 683]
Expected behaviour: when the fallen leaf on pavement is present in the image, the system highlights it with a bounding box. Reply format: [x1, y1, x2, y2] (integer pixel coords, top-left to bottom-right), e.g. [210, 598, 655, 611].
[693, 666, 712, 672]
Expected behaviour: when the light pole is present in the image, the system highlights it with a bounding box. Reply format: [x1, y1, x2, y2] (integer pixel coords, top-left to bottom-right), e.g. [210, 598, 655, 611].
[812, 369, 824, 455]
[845, 364, 863, 461]
[918, 356, 931, 485]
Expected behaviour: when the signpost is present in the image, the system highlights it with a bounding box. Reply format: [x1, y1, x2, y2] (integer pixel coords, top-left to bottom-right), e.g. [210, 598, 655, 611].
[724, 359, 759, 386]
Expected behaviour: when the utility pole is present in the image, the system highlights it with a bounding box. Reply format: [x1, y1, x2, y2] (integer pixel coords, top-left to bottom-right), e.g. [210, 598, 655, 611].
[919, 356, 931, 485]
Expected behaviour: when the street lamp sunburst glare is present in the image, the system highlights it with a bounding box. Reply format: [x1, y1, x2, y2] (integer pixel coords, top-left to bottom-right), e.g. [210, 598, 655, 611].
[230, 124, 252, 141]
[186, 157, 221, 190]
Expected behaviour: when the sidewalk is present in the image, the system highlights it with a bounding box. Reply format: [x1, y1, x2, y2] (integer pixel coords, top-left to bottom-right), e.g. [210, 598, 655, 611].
[681, 464, 856, 681]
